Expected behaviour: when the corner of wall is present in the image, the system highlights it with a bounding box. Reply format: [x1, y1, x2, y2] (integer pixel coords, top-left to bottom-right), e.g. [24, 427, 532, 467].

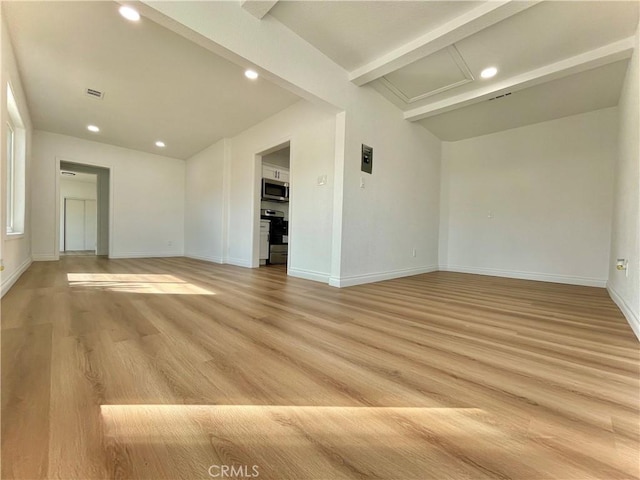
[330, 111, 347, 283]
[0, 256, 31, 297]
[438, 141, 451, 267]
[607, 281, 640, 341]
[607, 18, 640, 341]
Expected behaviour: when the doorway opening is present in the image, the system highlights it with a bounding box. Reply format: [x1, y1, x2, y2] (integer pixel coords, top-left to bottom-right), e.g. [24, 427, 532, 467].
[61, 172, 97, 255]
[58, 161, 110, 257]
[256, 142, 290, 270]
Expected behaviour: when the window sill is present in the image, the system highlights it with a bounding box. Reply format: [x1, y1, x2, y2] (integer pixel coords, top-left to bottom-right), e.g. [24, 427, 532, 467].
[5, 232, 25, 241]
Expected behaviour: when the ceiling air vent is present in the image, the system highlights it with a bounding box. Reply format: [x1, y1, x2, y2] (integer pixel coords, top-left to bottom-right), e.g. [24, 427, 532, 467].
[85, 88, 104, 100]
[488, 92, 512, 101]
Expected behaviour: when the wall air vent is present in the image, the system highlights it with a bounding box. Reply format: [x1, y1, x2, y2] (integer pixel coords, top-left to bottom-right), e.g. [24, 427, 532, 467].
[85, 88, 104, 100]
[488, 92, 512, 101]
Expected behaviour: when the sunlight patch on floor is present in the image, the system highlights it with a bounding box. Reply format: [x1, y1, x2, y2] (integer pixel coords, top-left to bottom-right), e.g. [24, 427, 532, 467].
[100, 404, 488, 437]
[67, 273, 215, 295]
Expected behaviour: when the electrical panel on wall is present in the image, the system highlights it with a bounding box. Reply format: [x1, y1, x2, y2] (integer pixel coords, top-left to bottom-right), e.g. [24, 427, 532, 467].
[361, 144, 373, 174]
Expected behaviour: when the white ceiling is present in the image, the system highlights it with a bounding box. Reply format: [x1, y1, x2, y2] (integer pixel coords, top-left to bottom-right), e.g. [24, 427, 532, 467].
[2, 1, 301, 159]
[4, 1, 640, 149]
[262, 146, 290, 168]
[269, 0, 639, 140]
[269, 1, 483, 71]
[419, 60, 629, 140]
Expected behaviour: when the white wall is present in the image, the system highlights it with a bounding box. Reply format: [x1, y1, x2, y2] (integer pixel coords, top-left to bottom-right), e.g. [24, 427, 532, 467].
[185, 100, 337, 282]
[197, 94, 441, 286]
[184, 138, 226, 263]
[59, 177, 97, 249]
[144, 2, 442, 287]
[337, 88, 441, 286]
[230, 101, 336, 280]
[440, 107, 618, 287]
[32, 131, 185, 259]
[608, 20, 640, 340]
[1, 15, 33, 296]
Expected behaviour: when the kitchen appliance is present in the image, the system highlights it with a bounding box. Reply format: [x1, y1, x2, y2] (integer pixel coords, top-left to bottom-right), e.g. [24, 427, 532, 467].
[269, 244, 288, 265]
[262, 178, 289, 202]
[259, 219, 270, 265]
[260, 209, 288, 265]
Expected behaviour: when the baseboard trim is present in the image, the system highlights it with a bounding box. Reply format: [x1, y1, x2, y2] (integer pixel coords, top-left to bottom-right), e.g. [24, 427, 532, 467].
[329, 265, 438, 288]
[109, 252, 183, 259]
[440, 265, 607, 288]
[32, 254, 59, 261]
[186, 253, 224, 264]
[1, 257, 33, 297]
[288, 267, 330, 284]
[226, 257, 252, 268]
[607, 282, 640, 341]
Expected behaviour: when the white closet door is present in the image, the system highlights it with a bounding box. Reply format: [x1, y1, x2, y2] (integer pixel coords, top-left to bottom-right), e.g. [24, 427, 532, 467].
[64, 199, 86, 251]
[64, 198, 97, 251]
[84, 199, 97, 251]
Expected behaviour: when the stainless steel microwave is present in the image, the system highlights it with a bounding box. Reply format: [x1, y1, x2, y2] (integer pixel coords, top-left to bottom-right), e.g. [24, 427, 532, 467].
[262, 178, 289, 202]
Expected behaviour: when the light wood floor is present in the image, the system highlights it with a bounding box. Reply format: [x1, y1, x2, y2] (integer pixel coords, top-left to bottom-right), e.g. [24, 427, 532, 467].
[2, 256, 638, 479]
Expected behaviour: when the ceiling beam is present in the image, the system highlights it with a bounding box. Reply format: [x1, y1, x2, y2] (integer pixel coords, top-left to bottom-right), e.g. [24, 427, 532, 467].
[403, 37, 636, 122]
[240, 0, 279, 20]
[349, 0, 541, 87]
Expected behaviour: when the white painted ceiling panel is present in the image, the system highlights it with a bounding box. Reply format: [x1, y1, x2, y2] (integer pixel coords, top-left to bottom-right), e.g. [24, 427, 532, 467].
[3, 1, 301, 159]
[269, 1, 482, 70]
[454, 1, 639, 84]
[269, 0, 637, 140]
[5, 0, 639, 147]
[419, 60, 629, 141]
[373, 1, 639, 109]
[382, 46, 472, 101]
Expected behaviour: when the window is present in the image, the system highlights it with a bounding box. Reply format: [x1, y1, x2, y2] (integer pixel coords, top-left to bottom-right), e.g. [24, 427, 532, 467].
[6, 121, 14, 232]
[6, 83, 25, 235]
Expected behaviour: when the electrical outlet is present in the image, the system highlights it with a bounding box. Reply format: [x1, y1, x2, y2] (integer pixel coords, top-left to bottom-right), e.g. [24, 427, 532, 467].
[412, 248, 416, 257]
[360, 177, 365, 188]
[616, 258, 630, 278]
[625, 259, 630, 278]
[317, 175, 327, 186]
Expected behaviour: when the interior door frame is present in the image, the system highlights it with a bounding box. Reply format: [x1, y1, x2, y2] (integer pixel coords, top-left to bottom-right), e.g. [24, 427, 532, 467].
[252, 138, 291, 269]
[55, 157, 114, 259]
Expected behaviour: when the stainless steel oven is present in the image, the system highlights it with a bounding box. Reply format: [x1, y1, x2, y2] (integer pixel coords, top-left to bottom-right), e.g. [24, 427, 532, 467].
[260, 209, 288, 265]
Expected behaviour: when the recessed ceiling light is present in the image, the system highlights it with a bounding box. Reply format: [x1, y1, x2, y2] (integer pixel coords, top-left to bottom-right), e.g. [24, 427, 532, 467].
[480, 67, 498, 79]
[87, 125, 100, 133]
[119, 5, 140, 22]
[244, 69, 259, 80]
[61, 171, 76, 176]
[155, 141, 166, 148]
